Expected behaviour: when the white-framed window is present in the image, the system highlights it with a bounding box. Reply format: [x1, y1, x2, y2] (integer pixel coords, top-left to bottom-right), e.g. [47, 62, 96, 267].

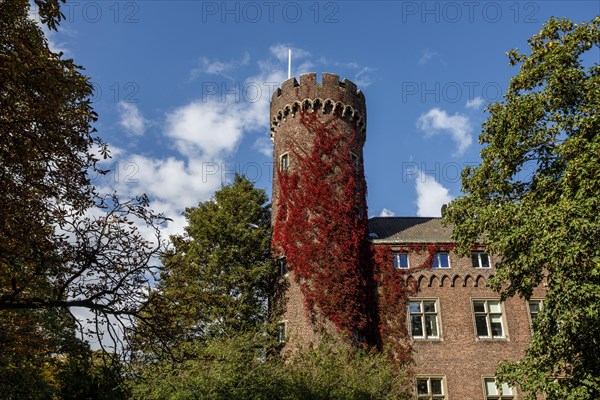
[471, 252, 491, 268]
[483, 377, 514, 399]
[393, 252, 409, 269]
[278, 257, 287, 277]
[528, 300, 543, 332]
[432, 252, 450, 269]
[409, 300, 440, 339]
[277, 321, 287, 343]
[473, 300, 505, 339]
[280, 153, 289, 171]
[416, 376, 446, 399]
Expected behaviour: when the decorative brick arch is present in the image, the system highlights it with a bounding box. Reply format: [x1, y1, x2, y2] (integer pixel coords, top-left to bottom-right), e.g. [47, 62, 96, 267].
[417, 275, 428, 289]
[475, 275, 486, 288]
[452, 275, 462, 288]
[464, 275, 475, 287]
[441, 275, 451, 287]
[429, 275, 440, 288]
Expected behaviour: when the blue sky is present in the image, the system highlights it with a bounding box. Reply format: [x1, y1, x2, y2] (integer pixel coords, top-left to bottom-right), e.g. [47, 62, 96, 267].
[33, 1, 599, 236]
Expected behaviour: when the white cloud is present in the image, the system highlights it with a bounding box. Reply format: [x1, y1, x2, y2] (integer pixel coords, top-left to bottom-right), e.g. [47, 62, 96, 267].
[241, 51, 251, 65]
[164, 101, 245, 158]
[415, 172, 453, 217]
[80, 46, 290, 347]
[267, 44, 315, 77]
[336, 61, 360, 69]
[417, 108, 473, 156]
[166, 67, 285, 159]
[296, 61, 315, 75]
[118, 102, 146, 136]
[94, 47, 283, 249]
[202, 58, 233, 75]
[269, 44, 311, 63]
[379, 208, 396, 217]
[94, 154, 223, 238]
[265, 46, 376, 89]
[317, 59, 376, 87]
[466, 96, 485, 110]
[189, 52, 250, 80]
[354, 67, 375, 88]
[418, 50, 446, 66]
[99, 51, 287, 232]
[46, 31, 69, 55]
[253, 136, 273, 157]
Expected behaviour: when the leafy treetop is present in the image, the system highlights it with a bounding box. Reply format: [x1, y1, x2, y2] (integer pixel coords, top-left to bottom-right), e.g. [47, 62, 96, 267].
[446, 17, 599, 399]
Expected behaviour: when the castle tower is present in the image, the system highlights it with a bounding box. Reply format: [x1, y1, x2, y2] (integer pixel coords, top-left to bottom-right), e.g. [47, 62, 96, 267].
[270, 72, 369, 346]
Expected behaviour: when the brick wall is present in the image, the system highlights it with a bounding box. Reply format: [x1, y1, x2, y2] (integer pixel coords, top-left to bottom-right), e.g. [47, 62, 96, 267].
[270, 72, 366, 225]
[391, 246, 546, 399]
[269, 73, 546, 399]
[270, 73, 367, 349]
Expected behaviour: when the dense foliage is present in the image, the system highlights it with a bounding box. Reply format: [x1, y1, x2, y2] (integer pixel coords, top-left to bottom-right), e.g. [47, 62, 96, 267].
[446, 17, 600, 399]
[1, 0, 167, 348]
[0, 308, 128, 399]
[131, 333, 409, 400]
[1, 1, 165, 396]
[134, 175, 274, 354]
[132, 177, 409, 399]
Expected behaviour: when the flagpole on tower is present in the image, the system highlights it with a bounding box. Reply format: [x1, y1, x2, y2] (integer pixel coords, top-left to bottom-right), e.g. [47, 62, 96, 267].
[288, 49, 292, 79]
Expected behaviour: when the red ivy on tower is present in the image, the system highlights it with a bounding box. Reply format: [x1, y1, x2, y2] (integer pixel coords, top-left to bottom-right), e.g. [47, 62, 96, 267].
[273, 111, 455, 360]
[273, 111, 371, 337]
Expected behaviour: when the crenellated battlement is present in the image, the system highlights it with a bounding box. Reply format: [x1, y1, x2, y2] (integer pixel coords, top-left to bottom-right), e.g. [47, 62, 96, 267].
[270, 72, 367, 140]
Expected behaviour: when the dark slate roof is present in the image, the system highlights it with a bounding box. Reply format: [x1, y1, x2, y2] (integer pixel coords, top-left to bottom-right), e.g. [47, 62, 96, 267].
[368, 217, 454, 243]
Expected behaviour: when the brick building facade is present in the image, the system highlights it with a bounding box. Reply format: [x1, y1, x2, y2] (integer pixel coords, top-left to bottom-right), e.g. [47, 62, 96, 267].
[369, 217, 546, 399]
[270, 73, 546, 399]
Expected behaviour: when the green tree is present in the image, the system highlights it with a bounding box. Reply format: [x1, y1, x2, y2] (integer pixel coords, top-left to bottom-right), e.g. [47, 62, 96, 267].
[135, 175, 273, 352]
[131, 332, 409, 400]
[131, 176, 410, 399]
[130, 176, 276, 396]
[446, 17, 599, 399]
[1, 0, 167, 353]
[1, 2, 166, 396]
[0, 307, 128, 400]
[281, 337, 409, 400]
[130, 333, 281, 400]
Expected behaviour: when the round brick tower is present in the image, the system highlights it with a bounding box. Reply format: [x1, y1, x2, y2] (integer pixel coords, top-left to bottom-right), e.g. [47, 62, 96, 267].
[270, 72, 368, 346]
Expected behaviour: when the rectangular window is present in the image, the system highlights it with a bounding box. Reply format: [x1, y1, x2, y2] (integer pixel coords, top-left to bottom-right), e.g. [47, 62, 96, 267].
[278, 257, 287, 276]
[484, 377, 514, 399]
[416, 377, 446, 399]
[471, 252, 491, 268]
[432, 252, 450, 269]
[393, 252, 409, 269]
[528, 300, 542, 332]
[409, 300, 440, 339]
[280, 153, 289, 171]
[473, 300, 505, 338]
